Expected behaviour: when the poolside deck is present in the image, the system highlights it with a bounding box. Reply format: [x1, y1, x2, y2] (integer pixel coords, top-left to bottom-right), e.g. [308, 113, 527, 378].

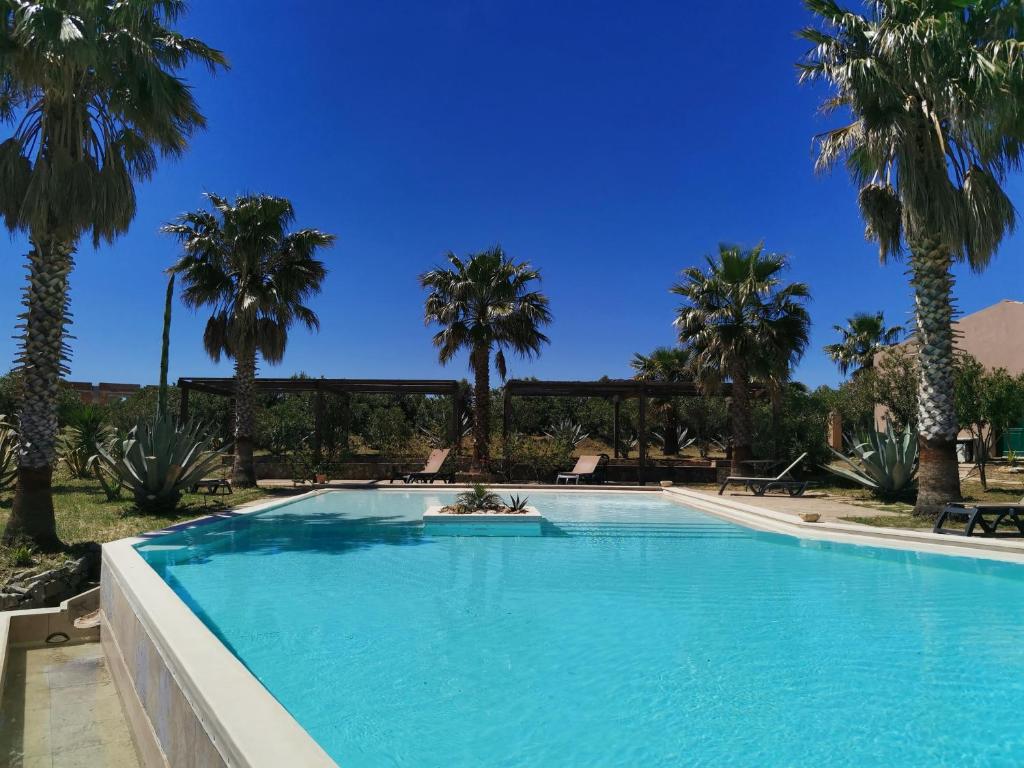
[0, 642, 139, 767]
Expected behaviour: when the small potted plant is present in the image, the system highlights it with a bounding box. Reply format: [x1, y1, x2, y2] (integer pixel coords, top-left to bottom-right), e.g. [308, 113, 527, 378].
[313, 459, 329, 485]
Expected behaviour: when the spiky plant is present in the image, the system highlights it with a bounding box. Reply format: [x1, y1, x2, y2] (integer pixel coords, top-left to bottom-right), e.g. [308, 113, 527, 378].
[0, 415, 18, 492]
[165, 194, 334, 487]
[825, 421, 919, 498]
[421, 247, 552, 468]
[0, 1, 226, 549]
[95, 413, 225, 513]
[653, 426, 697, 454]
[673, 244, 811, 474]
[506, 494, 530, 512]
[799, 0, 1024, 515]
[543, 419, 589, 451]
[824, 312, 904, 378]
[454, 484, 504, 512]
[56, 405, 114, 478]
[631, 347, 692, 455]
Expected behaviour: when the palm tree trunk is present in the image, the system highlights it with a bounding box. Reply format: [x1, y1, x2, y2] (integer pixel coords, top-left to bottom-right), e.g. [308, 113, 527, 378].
[232, 349, 258, 487]
[729, 361, 753, 475]
[471, 345, 491, 469]
[662, 404, 679, 456]
[908, 237, 962, 516]
[3, 242, 74, 551]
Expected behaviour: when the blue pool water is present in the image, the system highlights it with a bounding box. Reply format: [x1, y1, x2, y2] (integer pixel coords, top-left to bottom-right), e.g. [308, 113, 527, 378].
[137, 491, 1024, 767]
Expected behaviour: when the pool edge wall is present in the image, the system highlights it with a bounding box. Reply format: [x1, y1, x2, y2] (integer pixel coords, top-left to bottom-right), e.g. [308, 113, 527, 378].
[100, 507, 337, 768]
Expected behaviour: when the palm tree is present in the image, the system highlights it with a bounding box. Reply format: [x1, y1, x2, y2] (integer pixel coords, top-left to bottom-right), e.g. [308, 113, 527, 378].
[165, 194, 334, 487]
[673, 244, 810, 475]
[420, 246, 551, 468]
[630, 347, 692, 455]
[0, 1, 226, 549]
[799, 0, 1024, 515]
[825, 312, 904, 378]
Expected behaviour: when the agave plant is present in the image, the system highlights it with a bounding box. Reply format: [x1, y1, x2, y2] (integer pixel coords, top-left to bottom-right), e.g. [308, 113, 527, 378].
[652, 426, 697, 454]
[96, 414, 226, 513]
[419, 412, 472, 449]
[544, 419, 589, 451]
[87, 433, 125, 501]
[506, 494, 530, 512]
[0, 415, 18, 492]
[454, 484, 504, 512]
[825, 421, 918, 497]
[58, 405, 115, 478]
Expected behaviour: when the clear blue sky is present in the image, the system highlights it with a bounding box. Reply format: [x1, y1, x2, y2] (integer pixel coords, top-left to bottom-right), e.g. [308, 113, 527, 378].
[1, 1, 1020, 389]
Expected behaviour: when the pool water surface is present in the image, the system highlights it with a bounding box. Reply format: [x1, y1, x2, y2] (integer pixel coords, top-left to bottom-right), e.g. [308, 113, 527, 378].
[136, 490, 1024, 767]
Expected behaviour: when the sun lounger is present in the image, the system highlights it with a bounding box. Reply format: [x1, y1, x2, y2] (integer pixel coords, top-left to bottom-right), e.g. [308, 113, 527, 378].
[555, 454, 608, 485]
[191, 478, 232, 495]
[933, 500, 1024, 537]
[394, 448, 454, 484]
[718, 453, 817, 497]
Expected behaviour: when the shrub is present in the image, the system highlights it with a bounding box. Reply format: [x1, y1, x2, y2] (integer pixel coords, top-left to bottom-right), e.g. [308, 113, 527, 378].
[57, 404, 114, 478]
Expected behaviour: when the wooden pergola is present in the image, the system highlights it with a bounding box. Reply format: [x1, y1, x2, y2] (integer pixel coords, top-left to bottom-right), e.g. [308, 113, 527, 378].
[502, 379, 746, 485]
[177, 377, 466, 453]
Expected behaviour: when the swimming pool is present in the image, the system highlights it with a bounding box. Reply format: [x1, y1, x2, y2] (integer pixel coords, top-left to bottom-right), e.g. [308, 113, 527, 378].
[135, 490, 1024, 767]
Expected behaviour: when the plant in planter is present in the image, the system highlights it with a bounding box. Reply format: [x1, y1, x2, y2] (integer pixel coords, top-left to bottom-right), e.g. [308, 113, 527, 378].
[440, 484, 530, 515]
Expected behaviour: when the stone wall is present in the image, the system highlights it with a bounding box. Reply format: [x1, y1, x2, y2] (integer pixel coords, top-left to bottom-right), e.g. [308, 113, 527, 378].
[0, 548, 98, 611]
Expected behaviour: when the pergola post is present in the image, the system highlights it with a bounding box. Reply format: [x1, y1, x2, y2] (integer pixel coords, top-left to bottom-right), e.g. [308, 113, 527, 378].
[313, 388, 325, 460]
[450, 389, 461, 453]
[502, 389, 512, 443]
[178, 380, 190, 424]
[638, 390, 647, 486]
[612, 396, 621, 459]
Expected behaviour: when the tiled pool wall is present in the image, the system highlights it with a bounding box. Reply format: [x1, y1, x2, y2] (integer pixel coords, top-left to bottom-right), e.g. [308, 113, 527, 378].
[100, 491, 337, 768]
[101, 558, 226, 767]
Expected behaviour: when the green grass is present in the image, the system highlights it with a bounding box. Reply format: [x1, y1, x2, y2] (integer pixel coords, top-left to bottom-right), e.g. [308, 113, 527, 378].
[0, 470, 276, 585]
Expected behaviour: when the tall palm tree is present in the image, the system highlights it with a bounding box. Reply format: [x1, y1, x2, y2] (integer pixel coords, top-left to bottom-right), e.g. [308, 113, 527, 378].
[165, 194, 334, 487]
[673, 244, 810, 475]
[799, 0, 1024, 515]
[630, 347, 692, 455]
[420, 246, 551, 468]
[824, 312, 904, 378]
[0, 1, 225, 549]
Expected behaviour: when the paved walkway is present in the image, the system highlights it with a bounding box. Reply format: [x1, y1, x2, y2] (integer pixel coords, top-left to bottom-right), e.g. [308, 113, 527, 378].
[0, 642, 139, 768]
[687, 486, 928, 527]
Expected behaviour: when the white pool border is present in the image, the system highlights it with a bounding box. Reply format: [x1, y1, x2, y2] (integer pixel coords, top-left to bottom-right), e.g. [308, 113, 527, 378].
[101, 485, 1024, 768]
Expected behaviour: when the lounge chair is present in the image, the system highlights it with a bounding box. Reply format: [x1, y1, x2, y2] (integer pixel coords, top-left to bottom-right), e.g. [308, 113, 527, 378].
[393, 448, 454, 484]
[191, 478, 232, 495]
[556, 454, 608, 485]
[933, 498, 1024, 537]
[718, 453, 817, 497]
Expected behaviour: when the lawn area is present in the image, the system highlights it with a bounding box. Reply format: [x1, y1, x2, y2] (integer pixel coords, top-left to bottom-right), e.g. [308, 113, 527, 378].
[827, 480, 1024, 528]
[0, 471, 273, 585]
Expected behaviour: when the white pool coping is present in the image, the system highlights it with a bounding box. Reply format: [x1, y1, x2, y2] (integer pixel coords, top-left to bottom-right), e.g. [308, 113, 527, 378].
[101, 485, 1024, 767]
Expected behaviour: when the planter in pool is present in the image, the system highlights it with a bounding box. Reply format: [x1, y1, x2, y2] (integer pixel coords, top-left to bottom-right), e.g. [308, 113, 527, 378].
[423, 505, 543, 536]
